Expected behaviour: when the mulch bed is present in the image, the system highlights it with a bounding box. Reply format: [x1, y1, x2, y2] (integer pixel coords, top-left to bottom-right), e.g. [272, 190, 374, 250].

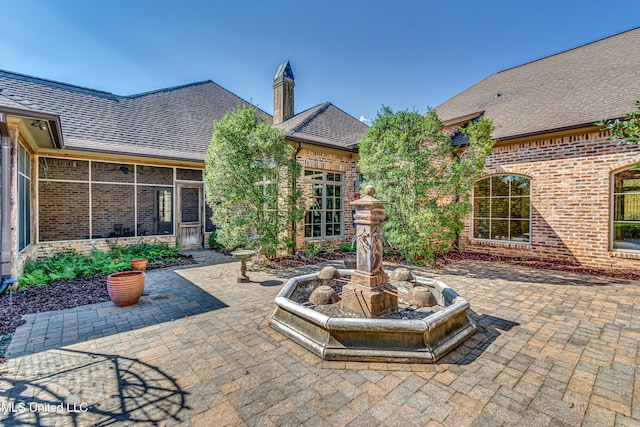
[0, 275, 109, 337]
[254, 252, 344, 270]
[252, 249, 640, 281]
[435, 251, 640, 281]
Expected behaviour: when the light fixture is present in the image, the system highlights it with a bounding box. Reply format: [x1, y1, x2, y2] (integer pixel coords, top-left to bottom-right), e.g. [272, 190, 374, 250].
[30, 120, 48, 131]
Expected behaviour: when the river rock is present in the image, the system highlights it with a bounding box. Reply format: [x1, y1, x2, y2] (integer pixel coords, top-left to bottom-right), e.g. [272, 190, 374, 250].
[390, 268, 414, 282]
[309, 285, 339, 305]
[405, 286, 437, 307]
[317, 266, 340, 280]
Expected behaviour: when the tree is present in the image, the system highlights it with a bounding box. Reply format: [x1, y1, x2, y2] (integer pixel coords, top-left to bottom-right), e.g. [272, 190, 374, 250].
[357, 106, 495, 265]
[204, 104, 303, 259]
[597, 101, 640, 144]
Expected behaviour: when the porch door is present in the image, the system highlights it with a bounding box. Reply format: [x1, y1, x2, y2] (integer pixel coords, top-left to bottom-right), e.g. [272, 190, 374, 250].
[176, 182, 203, 249]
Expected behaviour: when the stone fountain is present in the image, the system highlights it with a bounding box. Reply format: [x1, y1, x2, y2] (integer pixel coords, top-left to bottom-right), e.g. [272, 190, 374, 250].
[341, 186, 397, 318]
[269, 186, 476, 363]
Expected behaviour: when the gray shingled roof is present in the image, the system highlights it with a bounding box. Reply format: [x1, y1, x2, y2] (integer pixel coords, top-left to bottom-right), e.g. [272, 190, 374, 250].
[435, 27, 640, 140]
[274, 102, 368, 150]
[0, 70, 270, 161]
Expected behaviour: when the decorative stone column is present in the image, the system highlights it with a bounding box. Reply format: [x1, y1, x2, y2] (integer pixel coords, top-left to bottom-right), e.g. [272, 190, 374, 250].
[342, 186, 398, 318]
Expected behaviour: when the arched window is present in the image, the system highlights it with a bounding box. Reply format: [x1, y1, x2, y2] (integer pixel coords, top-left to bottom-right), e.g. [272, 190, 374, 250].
[473, 175, 531, 242]
[612, 168, 640, 251]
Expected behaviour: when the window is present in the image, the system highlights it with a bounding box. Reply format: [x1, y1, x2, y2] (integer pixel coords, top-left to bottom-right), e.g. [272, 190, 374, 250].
[612, 168, 640, 250]
[138, 165, 174, 236]
[17, 143, 31, 251]
[304, 169, 343, 238]
[252, 175, 277, 239]
[38, 158, 179, 241]
[473, 175, 531, 242]
[136, 186, 173, 236]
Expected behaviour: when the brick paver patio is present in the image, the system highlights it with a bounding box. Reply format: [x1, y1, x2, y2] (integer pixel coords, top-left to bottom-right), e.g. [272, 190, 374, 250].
[1, 251, 639, 426]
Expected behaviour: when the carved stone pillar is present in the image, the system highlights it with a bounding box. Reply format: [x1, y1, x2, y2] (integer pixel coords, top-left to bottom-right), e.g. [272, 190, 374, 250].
[342, 186, 397, 318]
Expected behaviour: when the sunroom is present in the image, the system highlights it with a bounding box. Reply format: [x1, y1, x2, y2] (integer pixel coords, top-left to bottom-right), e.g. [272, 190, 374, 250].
[1, 107, 213, 282]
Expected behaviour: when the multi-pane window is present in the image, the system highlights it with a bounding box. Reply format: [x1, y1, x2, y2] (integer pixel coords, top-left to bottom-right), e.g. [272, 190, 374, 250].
[612, 168, 640, 250]
[304, 169, 343, 239]
[37, 158, 197, 241]
[473, 175, 531, 242]
[18, 143, 31, 251]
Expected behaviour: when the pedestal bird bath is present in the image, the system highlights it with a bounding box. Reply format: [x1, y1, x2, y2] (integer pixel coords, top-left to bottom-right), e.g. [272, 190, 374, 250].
[269, 186, 475, 363]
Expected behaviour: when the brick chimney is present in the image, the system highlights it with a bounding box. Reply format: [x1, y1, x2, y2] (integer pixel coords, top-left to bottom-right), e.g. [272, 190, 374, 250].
[273, 61, 294, 125]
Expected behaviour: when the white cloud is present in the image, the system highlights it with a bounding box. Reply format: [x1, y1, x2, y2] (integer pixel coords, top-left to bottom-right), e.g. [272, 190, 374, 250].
[359, 115, 372, 125]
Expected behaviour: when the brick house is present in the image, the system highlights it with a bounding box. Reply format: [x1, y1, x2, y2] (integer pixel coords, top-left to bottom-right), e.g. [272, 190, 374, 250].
[0, 62, 366, 282]
[436, 27, 640, 269]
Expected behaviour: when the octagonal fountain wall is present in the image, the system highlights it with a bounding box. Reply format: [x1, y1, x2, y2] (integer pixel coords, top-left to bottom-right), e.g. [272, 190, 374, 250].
[269, 186, 476, 363]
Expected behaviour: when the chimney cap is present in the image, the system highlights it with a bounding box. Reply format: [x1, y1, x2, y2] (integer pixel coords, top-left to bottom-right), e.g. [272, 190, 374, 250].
[274, 61, 294, 81]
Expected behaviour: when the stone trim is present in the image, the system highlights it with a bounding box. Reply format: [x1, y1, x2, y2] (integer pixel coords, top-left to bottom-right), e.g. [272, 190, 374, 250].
[468, 239, 532, 249]
[609, 250, 640, 260]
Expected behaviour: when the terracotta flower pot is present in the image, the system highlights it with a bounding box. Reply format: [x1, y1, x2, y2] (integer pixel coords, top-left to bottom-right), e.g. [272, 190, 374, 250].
[130, 258, 148, 271]
[107, 271, 145, 307]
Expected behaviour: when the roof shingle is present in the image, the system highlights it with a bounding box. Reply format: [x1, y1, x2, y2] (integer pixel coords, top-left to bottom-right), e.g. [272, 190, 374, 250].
[0, 70, 270, 161]
[275, 102, 368, 150]
[435, 27, 640, 140]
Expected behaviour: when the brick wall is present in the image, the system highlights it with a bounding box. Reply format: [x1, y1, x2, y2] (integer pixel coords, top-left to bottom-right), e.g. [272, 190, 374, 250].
[39, 181, 90, 241]
[459, 131, 640, 269]
[34, 236, 176, 259]
[91, 183, 136, 238]
[295, 147, 359, 250]
[137, 186, 155, 234]
[177, 168, 202, 181]
[180, 187, 200, 222]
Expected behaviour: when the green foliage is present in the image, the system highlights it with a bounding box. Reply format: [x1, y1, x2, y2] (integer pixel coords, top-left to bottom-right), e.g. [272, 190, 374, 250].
[619, 223, 640, 239]
[321, 243, 335, 254]
[598, 101, 640, 144]
[204, 104, 304, 260]
[0, 334, 10, 357]
[358, 106, 495, 265]
[338, 242, 356, 253]
[18, 241, 181, 288]
[208, 229, 225, 251]
[303, 244, 322, 259]
[108, 240, 179, 260]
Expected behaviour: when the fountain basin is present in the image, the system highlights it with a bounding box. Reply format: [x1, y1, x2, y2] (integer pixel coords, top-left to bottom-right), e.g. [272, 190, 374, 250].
[269, 270, 476, 363]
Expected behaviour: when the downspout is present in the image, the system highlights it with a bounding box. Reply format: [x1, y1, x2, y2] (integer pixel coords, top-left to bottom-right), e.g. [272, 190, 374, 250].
[291, 141, 303, 253]
[0, 113, 17, 293]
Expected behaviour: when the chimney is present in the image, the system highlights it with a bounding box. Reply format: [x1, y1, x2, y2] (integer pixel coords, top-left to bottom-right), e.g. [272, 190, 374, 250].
[273, 61, 294, 125]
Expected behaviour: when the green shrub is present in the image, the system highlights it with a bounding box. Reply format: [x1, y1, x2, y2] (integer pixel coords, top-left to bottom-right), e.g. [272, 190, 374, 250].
[18, 241, 182, 288]
[303, 244, 321, 259]
[208, 229, 225, 251]
[108, 240, 179, 260]
[338, 242, 356, 253]
[358, 107, 494, 265]
[321, 244, 335, 254]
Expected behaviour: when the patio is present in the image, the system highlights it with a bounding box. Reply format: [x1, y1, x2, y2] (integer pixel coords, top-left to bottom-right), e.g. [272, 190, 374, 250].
[1, 251, 639, 426]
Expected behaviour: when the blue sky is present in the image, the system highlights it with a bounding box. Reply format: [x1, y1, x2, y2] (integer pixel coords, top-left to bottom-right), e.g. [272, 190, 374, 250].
[2, 0, 639, 124]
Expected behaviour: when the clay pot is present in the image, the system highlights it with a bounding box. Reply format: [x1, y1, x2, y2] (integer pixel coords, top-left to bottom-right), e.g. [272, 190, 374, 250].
[107, 271, 145, 307]
[130, 258, 148, 271]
